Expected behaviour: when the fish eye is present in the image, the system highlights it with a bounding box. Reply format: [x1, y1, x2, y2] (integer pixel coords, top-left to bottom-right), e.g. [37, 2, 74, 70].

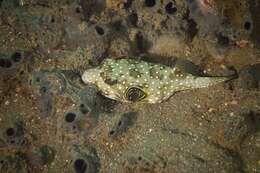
[125, 86, 147, 102]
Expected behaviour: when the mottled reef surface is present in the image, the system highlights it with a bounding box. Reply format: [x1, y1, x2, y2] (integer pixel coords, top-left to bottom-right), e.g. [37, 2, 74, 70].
[0, 0, 260, 173]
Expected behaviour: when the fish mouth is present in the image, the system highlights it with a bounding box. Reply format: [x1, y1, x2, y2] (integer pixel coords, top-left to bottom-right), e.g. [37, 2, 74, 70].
[82, 68, 101, 84]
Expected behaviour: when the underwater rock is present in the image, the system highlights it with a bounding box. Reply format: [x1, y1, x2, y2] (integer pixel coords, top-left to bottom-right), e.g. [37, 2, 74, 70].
[109, 111, 137, 139]
[1, 4, 64, 50]
[0, 0, 259, 172]
[236, 64, 260, 90]
[210, 111, 257, 150]
[241, 130, 260, 172]
[184, 0, 221, 34]
[80, 0, 105, 21]
[82, 58, 232, 103]
[122, 154, 167, 173]
[63, 2, 109, 63]
[69, 145, 100, 173]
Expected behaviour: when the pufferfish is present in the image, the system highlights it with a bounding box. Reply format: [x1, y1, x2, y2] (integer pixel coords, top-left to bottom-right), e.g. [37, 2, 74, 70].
[82, 58, 232, 104]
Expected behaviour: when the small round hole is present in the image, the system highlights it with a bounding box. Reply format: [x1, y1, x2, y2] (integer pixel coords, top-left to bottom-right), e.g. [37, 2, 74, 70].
[75, 7, 81, 13]
[40, 86, 47, 93]
[217, 34, 229, 47]
[65, 112, 76, 123]
[36, 77, 41, 82]
[128, 13, 138, 26]
[244, 21, 251, 30]
[145, 161, 150, 166]
[145, 0, 156, 7]
[11, 52, 22, 62]
[124, 0, 133, 9]
[95, 26, 104, 35]
[79, 104, 89, 114]
[117, 121, 122, 127]
[20, 138, 27, 145]
[109, 130, 115, 135]
[0, 59, 12, 68]
[165, 2, 177, 14]
[6, 128, 15, 137]
[74, 159, 87, 173]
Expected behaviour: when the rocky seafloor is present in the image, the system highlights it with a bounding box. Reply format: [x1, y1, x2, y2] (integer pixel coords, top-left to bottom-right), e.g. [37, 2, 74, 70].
[0, 0, 260, 172]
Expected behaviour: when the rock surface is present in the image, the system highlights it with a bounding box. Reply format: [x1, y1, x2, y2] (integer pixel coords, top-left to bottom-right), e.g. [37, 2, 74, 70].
[0, 0, 260, 172]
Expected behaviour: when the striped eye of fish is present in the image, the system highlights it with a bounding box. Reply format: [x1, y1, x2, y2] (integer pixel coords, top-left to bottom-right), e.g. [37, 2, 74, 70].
[125, 86, 147, 102]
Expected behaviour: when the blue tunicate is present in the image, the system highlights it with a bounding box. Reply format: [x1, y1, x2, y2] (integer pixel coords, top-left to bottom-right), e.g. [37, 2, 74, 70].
[3, 121, 27, 147]
[37, 91, 55, 118]
[0, 153, 27, 173]
[78, 86, 100, 113]
[0, 51, 26, 81]
[109, 112, 137, 139]
[70, 145, 100, 173]
[27, 145, 56, 167]
[30, 70, 66, 95]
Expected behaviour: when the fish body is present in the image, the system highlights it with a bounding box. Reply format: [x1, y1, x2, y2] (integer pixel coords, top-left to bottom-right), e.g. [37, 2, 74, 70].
[82, 58, 231, 104]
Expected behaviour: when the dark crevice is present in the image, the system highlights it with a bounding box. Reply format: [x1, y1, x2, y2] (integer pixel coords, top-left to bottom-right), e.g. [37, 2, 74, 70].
[183, 9, 198, 42]
[95, 26, 104, 35]
[74, 159, 87, 173]
[165, 2, 177, 14]
[210, 142, 245, 173]
[123, 0, 133, 9]
[128, 13, 138, 27]
[65, 112, 76, 123]
[145, 0, 156, 7]
[244, 21, 251, 30]
[0, 59, 12, 68]
[249, 0, 260, 46]
[217, 33, 230, 47]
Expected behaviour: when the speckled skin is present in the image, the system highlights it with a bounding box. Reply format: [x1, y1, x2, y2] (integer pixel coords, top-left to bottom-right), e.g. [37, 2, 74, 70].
[82, 58, 230, 104]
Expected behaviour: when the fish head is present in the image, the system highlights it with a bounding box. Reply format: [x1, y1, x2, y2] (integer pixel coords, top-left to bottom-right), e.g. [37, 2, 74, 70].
[82, 68, 101, 85]
[82, 66, 125, 101]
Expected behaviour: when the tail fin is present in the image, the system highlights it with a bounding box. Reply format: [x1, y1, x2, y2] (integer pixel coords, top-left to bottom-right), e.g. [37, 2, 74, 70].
[188, 75, 234, 89]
